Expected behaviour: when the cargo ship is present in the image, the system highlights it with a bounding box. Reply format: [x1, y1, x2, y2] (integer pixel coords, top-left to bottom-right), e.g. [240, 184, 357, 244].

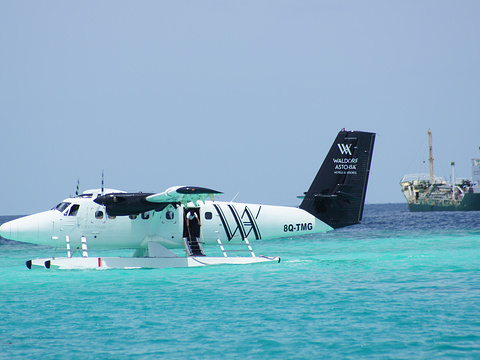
[400, 129, 480, 212]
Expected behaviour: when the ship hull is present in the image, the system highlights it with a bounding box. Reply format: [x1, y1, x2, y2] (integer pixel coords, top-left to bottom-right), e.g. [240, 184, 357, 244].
[408, 193, 480, 212]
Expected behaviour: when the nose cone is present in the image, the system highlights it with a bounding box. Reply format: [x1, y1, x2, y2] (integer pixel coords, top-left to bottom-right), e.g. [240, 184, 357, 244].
[0, 215, 40, 244]
[0, 221, 12, 240]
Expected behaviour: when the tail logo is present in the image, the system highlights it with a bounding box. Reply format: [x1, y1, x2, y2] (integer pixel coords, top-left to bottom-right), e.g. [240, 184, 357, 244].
[337, 143, 353, 156]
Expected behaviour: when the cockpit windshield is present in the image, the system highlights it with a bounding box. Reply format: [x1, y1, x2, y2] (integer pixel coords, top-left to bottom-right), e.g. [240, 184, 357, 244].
[53, 202, 71, 213]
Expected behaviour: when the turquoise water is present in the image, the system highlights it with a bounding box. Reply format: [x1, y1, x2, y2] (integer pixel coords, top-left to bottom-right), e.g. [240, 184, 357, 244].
[1, 204, 480, 359]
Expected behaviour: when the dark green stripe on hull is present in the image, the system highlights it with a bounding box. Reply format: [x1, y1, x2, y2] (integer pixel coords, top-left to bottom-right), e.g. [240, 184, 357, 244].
[408, 193, 480, 212]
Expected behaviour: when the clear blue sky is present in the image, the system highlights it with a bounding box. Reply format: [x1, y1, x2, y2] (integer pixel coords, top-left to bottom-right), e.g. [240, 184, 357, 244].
[1, 1, 479, 215]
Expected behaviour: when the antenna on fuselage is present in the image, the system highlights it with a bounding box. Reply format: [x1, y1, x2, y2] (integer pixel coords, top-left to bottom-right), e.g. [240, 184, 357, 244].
[230, 192, 240, 203]
[101, 170, 105, 196]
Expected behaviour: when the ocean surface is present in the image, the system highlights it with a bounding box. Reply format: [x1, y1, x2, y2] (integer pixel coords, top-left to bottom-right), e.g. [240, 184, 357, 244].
[1, 203, 480, 359]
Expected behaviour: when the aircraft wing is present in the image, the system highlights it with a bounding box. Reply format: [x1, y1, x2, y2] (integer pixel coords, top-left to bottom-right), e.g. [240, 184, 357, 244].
[94, 186, 222, 216]
[146, 186, 222, 205]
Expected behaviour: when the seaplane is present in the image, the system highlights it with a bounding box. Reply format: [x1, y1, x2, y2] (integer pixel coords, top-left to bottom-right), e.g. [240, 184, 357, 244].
[0, 129, 375, 270]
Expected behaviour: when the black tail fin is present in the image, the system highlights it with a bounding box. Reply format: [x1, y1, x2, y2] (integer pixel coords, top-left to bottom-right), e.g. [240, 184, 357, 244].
[299, 130, 375, 229]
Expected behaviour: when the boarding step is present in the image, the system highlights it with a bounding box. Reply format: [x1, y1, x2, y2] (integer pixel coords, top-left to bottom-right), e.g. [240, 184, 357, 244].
[183, 237, 206, 256]
[217, 238, 256, 258]
[50, 235, 90, 259]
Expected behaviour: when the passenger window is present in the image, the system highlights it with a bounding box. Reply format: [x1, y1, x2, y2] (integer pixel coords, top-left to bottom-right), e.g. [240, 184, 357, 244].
[205, 212, 213, 220]
[129, 215, 137, 220]
[108, 215, 116, 219]
[141, 212, 150, 220]
[68, 204, 80, 216]
[166, 211, 174, 220]
[95, 210, 104, 219]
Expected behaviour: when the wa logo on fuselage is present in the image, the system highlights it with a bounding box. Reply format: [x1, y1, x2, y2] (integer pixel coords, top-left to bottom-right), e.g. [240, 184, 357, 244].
[337, 143, 353, 156]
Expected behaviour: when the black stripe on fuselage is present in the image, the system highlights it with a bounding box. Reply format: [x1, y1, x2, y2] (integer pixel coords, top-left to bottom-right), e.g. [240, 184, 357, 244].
[227, 204, 246, 239]
[243, 206, 262, 240]
[213, 204, 262, 241]
[213, 204, 233, 241]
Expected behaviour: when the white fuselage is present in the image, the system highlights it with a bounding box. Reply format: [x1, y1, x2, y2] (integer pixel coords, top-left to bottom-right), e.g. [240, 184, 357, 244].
[0, 130, 376, 253]
[0, 191, 333, 250]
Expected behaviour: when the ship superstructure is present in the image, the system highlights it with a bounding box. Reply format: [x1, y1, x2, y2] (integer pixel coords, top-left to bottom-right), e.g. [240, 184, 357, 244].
[400, 129, 480, 211]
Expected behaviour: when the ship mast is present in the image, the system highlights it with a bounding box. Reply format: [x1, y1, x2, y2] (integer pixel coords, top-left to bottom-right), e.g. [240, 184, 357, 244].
[428, 129, 434, 184]
[451, 161, 455, 201]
